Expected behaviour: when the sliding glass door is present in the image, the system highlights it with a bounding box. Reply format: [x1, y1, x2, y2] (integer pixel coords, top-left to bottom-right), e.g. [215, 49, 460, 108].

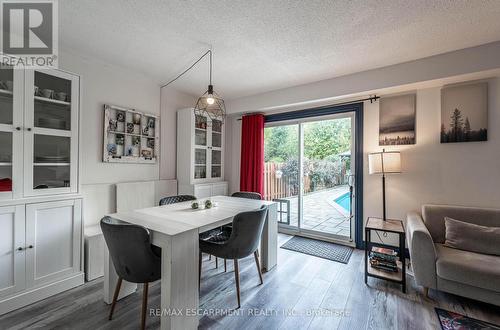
[264, 112, 356, 244]
[263, 123, 300, 230]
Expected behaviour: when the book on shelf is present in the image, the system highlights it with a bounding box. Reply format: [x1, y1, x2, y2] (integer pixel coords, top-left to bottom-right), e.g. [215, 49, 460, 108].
[369, 246, 398, 273]
[372, 247, 397, 256]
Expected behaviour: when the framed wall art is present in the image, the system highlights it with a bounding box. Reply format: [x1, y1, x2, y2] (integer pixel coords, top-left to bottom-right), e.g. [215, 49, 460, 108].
[103, 104, 160, 163]
[441, 82, 488, 143]
[379, 93, 416, 145]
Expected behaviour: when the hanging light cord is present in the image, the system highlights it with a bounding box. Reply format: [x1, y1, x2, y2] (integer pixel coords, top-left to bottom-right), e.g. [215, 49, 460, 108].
[161, 49, 212, 89]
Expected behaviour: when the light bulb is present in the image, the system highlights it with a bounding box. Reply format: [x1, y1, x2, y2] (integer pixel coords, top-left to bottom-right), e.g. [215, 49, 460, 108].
[206, 95, 215, 105]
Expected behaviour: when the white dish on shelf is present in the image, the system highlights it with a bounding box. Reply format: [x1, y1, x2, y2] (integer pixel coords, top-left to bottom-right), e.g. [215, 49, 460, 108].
[38, 117, 67, 129]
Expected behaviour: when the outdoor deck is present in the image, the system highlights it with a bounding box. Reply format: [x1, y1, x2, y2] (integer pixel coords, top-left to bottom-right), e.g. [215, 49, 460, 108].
[280, 185, 352, 238]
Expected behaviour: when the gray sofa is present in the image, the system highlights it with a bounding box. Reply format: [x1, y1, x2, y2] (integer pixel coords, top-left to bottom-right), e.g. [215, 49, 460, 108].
[406, 204, 500, 306]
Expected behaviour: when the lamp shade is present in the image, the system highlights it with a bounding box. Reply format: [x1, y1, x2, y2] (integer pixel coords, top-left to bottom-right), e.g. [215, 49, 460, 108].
[368, 150, 401, 174]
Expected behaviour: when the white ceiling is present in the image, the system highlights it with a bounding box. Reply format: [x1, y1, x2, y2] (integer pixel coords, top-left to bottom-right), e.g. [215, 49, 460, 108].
[60, 0, 500, 99]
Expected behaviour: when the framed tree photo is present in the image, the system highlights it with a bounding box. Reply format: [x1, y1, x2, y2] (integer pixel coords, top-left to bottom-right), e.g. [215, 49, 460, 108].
[441, 82, 488, 143]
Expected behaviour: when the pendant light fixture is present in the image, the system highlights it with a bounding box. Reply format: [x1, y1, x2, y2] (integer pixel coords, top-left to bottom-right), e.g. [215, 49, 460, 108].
[193, 50, 226, 124]
[161, 48, 226, 126]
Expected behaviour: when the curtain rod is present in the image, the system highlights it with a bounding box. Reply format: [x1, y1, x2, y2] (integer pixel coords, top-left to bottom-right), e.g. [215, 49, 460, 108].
[236, 95, 379, 121]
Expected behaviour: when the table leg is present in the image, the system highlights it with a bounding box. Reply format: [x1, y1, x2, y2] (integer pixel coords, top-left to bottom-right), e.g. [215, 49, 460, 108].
[260, 202, 278, 272]
[103, 240, 137, 304]
[153, 230, 199, 330]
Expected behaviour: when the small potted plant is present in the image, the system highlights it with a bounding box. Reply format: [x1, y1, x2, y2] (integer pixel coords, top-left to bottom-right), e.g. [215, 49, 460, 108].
[205, 199, 213, 209]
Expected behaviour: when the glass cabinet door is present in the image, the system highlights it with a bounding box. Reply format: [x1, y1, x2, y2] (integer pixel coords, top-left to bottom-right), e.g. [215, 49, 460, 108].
[194, 148, 207, 179]
[0, 64, 22, 198]
[209, 118, 223, 179]
[24, 69, 79, 195]
[192, 114, 223, 182]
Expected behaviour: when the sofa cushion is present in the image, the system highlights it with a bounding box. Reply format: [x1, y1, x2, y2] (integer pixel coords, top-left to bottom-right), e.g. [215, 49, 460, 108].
[422, 204, 500, 243]
[445, 217, 500, 256]
[435, 244, 500, 292]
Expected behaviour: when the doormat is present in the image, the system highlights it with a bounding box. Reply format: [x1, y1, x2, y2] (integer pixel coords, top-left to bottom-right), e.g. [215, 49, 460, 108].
[435, 308, 500, 330]
[280, 236, 353, 264]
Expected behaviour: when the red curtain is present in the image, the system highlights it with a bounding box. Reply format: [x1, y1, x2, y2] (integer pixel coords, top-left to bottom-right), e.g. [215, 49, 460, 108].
[240, 114, 265, 196]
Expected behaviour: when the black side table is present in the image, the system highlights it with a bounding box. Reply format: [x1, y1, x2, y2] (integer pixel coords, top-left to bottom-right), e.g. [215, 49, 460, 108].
[365, 217, 406, 293]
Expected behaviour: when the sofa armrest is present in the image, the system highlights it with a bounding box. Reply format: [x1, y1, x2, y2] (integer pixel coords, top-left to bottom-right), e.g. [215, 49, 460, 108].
[406, 212, 437, 289]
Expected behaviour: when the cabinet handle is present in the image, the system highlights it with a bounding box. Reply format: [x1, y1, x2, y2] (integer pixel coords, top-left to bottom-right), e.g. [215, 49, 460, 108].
[17, 247, 24, 251]
[27, 128, 32, 131]
[28, 245, 33, 249]
[15, 127, 21, 131]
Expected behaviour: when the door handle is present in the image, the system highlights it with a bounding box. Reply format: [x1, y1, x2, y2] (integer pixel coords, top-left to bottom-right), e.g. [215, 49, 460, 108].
[17, 247, 24, 251]
[15, 127, 21, 131]
[27, 245, 33, 249]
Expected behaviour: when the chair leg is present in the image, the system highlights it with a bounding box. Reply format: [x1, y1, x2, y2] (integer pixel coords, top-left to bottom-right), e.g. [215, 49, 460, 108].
[224, 258, 227, 272]
[233, 259, 241, 308]
[423, 287, 429, 298]
[109, 277, 123, 320]
[215, 257, 218, 268]
[198, 250, 202, 292]
[141, 283, 149, 330]
[254, 251, 263, 285]
[209, 255, 211, 260]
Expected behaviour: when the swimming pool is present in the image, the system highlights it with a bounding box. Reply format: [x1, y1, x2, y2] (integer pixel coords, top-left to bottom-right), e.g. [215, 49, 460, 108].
[334, 192, 351, 213]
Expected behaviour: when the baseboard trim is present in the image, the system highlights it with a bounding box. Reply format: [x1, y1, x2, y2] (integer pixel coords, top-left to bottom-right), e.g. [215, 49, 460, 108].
[0, 272, 84, 316]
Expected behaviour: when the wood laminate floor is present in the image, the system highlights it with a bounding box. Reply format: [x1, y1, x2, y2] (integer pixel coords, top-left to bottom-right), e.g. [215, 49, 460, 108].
[1, 234, 499, 330]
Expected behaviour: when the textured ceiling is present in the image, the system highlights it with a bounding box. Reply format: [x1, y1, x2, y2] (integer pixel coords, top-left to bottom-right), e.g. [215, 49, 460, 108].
[60, 0, 500, 99]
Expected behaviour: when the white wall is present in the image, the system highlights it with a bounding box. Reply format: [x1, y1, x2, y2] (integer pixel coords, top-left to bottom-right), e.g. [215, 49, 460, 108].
[224, 75, 500, 244]
[227, 41, 500, 114]
[363, 78, 500, 223]
[59, 49, 161, 185]
[159, 88, 197, 179]
[58, 49, 163, 226]
[224, 114, 242, 194]
[58, 47, 196, 226]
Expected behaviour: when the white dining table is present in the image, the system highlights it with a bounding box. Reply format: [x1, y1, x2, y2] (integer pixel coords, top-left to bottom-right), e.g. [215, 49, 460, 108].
[103, 195, 278, 330]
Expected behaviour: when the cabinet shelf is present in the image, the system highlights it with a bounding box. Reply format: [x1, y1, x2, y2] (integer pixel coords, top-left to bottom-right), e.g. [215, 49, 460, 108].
[108, 130, 140, 137]
[33, 163, 70, 166]
[0, 89, 13, 97]
[34, 95, 71, 106]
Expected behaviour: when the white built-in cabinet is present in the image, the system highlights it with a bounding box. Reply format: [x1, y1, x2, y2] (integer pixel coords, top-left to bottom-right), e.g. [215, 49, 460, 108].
[0, 201, 81, 299]
[177, 108, 228, 198]
[0, 64, 83, 315]
[0, 66, 79, 198]
[0, 205, 25, 298]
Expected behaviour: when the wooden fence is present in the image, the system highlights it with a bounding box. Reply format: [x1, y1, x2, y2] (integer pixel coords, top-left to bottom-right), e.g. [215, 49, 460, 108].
[264, 162, 311, 201]
[264, 161, 348, 201]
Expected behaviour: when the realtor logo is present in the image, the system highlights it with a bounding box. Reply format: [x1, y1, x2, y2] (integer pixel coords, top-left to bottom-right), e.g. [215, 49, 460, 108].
[1, 0, 58, 67]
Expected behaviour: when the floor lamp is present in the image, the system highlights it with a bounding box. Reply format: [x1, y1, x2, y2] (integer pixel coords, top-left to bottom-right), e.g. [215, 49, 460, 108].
[368, 149, 401, 221]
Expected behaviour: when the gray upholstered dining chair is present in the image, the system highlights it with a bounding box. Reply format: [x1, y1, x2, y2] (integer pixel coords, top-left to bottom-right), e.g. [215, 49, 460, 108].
[159, 194, 196, 205]
[159, 194, 222, 267]
[199, 206, 268, 308]
[219, 191, 263, 271]
[100, 216, 161, 330]
[231, 191, 263, 200]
